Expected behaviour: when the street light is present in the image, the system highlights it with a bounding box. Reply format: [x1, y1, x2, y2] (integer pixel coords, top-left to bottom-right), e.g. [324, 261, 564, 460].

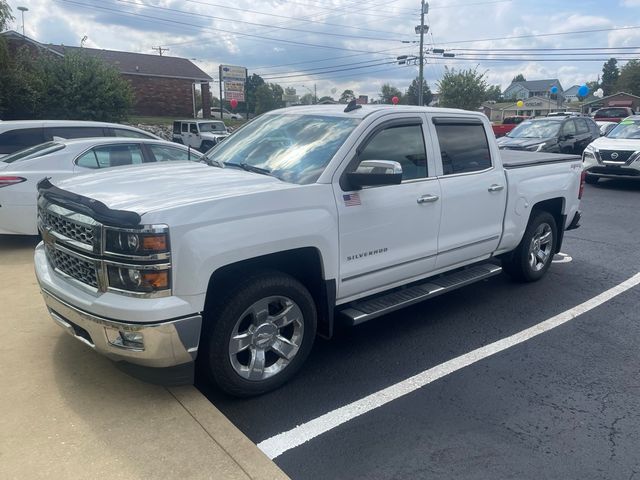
[17, 6, 28, 37]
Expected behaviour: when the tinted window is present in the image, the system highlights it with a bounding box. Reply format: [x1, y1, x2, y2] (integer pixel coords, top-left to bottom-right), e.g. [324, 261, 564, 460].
[149, 144, 200, 162]
[189, 123, 198, 134]
[173, 122, 181, 134]
[562, 120, 577, 136]
[0, 128, 46, 154]
[181, 123, 188, 133]
[575, 119, 589, 134]
[358, 125, 427, 180]
[435, 122, 491, 175]
[113, 128, 153, 139]
[46, 126, 105, 140]
[76, 144, 144, 169]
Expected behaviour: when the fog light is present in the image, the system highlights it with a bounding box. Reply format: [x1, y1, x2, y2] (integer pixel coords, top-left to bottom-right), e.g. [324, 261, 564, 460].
[105, 327, 144, 350]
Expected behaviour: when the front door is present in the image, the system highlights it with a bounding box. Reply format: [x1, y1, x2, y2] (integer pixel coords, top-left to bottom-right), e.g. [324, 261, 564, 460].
[430, 117, 507, 269]
[334, 117, 442, 301]
[181, 123, 201, 149]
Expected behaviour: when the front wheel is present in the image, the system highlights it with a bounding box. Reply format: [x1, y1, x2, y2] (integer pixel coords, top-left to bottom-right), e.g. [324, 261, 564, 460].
[202, 271, 317, 397]
[503, 211, 557, 282]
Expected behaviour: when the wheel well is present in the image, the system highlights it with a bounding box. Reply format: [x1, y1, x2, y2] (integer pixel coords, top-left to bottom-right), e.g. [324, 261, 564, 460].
[531, 197, 565, 253]
[204, 248, 335, 339]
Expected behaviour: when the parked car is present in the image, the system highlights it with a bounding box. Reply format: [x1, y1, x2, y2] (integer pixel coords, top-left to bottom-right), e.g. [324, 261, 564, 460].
[492, 116, 528, 137]
[546, 111, 582, 117]
[197, 108, 243, 120]
[34, 104, 583, 396]
[0, 138, 202, 235]
[596, 121, 618, 136]
[583, 115, 640, 184]
[496, 116, 600, 154]
[593, 107, 635, 123]
[0, 120, 159, 159]
[172, 120, 230, 152]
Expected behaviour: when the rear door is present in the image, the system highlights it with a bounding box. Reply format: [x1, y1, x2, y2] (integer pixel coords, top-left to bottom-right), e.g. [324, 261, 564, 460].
[429, 116, 507, 270]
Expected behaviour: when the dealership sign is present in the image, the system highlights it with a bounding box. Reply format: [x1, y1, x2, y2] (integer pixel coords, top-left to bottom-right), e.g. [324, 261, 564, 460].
[220, 65, 247, 102]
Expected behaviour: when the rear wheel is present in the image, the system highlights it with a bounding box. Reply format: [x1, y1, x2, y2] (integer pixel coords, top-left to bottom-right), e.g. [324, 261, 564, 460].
[585, 174, 599, 185]
[503, 211, 557, 282]
[202, 270, 317, 397]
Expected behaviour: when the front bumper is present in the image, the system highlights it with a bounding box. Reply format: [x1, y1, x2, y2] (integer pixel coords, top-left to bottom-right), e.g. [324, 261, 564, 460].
[585, 165, 640, 179]
[42, 289, 202, 385]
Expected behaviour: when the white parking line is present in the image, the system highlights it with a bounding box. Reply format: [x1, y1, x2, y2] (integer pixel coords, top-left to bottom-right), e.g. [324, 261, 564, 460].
[258, 273, 640, 460]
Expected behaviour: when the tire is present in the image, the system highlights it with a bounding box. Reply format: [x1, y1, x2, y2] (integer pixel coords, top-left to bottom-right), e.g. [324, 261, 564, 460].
[585, 174, 599, 185]
[502, 211, 557, 283]
[201, 270, 317, 397]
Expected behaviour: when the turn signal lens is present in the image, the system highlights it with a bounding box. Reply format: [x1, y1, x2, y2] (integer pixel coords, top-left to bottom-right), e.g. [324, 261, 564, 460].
[0, 176, 26, 188]
[142, 235, 167, 251]
[141, 271, 169, 289]
[107, 265, 171, 294]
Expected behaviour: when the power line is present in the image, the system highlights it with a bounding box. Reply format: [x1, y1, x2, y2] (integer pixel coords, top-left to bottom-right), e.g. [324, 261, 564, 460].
[54, 0, 403, 54]
[261, 60, 399, 80]
[452, 46, 640, 52]
[260, 56, 401, 77]
[423, 55, 640, 62]
[111, 0, 407, 42]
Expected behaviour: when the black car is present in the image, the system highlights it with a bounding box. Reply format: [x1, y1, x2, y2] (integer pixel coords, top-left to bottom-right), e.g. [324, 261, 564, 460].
[496, 116, 600, 155]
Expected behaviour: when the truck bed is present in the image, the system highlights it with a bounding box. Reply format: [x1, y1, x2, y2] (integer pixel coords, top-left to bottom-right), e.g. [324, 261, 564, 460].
[501, 150, 581, 169]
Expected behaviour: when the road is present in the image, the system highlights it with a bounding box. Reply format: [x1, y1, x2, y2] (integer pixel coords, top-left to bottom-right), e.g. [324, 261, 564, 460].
[199, 179, 640, 480]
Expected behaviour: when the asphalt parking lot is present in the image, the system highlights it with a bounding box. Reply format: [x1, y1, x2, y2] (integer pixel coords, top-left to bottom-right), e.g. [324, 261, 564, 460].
[199, 179, 640, 480]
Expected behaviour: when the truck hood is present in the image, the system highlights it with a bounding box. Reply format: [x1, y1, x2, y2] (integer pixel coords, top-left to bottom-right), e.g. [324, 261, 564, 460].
[497, 136, 556, 149]
[590, 137, 640, 151]
[200, 131, 229, 140]
[53, 161, 297, 215]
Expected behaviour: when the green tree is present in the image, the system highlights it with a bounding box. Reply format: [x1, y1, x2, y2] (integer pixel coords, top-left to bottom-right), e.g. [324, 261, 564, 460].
[318, 95, 335, 103]
[616, 59, 640, 96]
[339, 89, 355, 104]
[405, 77, 433, 105]
[379, 83, 402, 104]
[245, 73, 265, 115]
[512, 73, 526, 82]
[254, 83, 284, 114]
[299, 92, 314, 105]
[601, 58, 619, 96]
[0, 44, 43, 118]
[0, 0, 13, 31]
[484, 84, 502, 102]
[437, 67, 488, 111]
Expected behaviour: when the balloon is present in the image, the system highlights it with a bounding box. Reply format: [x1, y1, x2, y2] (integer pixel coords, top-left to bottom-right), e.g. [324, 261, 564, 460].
[594, 88, 604, 98]
[391, 96, 399, 105]
[577, 85, 589, 97]
[230, 98, 238, 109]
[550, 86, 558, 94]
[516, 100, 524, 108]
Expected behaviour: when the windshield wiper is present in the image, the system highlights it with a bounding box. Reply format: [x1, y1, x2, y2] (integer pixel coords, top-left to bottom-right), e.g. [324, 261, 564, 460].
[226, 162, 273, 176]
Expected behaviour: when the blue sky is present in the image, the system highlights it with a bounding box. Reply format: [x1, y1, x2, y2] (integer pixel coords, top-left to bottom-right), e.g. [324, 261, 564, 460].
[5, 0, 640, 100]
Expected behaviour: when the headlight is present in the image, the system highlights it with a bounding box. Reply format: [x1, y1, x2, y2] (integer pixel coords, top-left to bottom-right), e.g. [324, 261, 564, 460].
[583, 151, 596, 163]
[107, 264, 170, 294]
[525, 143, 546, 152]
[104, 226, 169, 257]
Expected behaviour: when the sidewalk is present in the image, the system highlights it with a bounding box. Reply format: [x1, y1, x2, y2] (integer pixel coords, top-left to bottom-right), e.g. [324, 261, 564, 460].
[0, 236, 288, 480]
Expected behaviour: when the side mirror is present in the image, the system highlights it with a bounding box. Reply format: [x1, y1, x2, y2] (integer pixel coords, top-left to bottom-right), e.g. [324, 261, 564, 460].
[346, 160, 403, 189]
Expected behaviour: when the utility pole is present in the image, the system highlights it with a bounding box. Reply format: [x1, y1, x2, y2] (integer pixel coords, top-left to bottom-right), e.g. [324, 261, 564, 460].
[17, 6, 28, 37]
[152, 46, 169, 56]
[417, 1, 428, 106]
[314, 84, 317, 104]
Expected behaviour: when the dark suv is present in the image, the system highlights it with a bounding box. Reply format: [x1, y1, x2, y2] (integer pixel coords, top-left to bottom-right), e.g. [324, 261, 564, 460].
[593, 107, 634, 123]
[496, 116, 600, 155]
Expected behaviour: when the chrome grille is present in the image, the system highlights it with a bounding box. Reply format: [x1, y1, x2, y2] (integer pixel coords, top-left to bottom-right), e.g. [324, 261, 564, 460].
[40, 208, 95, 246]
[599, 150, 635, 164]
[46, 244, 99, 289]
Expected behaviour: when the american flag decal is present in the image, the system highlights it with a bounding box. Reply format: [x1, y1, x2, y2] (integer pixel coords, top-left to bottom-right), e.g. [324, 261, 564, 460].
[343, 193, 361, 206]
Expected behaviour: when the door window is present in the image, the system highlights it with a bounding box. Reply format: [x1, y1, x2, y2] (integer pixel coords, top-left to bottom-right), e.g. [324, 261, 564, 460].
[434, 122, 491, 175]
[45, 126, 105, 140]
[181, 123, 189, 133]
[149, 144, 200, 162]
[562, 120, 577, 136]
[76, 144, 144, 169]
[0, 128, 46, 154]
[575, 119, 589, 134]
[189, 123, 198, 134]
[112, 128, 153, 139]
[357, 124, 427, 180]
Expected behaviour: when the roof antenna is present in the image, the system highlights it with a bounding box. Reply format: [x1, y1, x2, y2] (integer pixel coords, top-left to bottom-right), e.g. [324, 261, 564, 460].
[344, 99, 361, 113]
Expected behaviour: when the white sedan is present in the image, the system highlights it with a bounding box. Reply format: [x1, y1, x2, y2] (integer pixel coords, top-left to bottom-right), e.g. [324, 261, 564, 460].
[0, 137, 203, 235]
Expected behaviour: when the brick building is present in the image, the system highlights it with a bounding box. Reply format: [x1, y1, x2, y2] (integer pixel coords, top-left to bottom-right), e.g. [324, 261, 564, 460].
[1, 31, 212, 117]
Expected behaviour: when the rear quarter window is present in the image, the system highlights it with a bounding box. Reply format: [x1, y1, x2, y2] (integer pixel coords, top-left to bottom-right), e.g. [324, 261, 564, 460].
[0, 128, 46, 154]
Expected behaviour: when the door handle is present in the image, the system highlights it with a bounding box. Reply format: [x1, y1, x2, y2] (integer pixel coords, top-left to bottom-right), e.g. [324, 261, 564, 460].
[488, 184, 504, 192]
[417, 194, 439, 204]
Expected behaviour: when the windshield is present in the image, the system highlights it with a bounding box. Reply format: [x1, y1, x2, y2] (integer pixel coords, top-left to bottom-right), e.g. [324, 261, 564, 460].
[199, 122, 227, 133]
[508, 120, 561, 139]
[2, 142, 65, 164]
[607, 119, 640, 139]
[206, 113, 360, 184]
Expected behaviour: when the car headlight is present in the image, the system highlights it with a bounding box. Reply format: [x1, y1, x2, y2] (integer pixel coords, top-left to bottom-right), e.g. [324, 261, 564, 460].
[107, 264, 171, 294]
[104, 226, 169, 257]
[525, 143, 546, 152]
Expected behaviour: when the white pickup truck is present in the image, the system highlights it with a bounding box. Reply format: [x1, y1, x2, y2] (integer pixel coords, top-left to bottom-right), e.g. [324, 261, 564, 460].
[34, 104, 584, 396]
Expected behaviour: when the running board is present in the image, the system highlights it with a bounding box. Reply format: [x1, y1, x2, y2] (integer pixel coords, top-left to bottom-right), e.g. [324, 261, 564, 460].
[339, 263, 502, 325]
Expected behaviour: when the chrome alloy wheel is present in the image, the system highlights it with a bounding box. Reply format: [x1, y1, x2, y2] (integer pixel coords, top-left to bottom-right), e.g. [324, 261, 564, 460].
[228, 296, 304, 381]
[528, 223, 553, 272]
